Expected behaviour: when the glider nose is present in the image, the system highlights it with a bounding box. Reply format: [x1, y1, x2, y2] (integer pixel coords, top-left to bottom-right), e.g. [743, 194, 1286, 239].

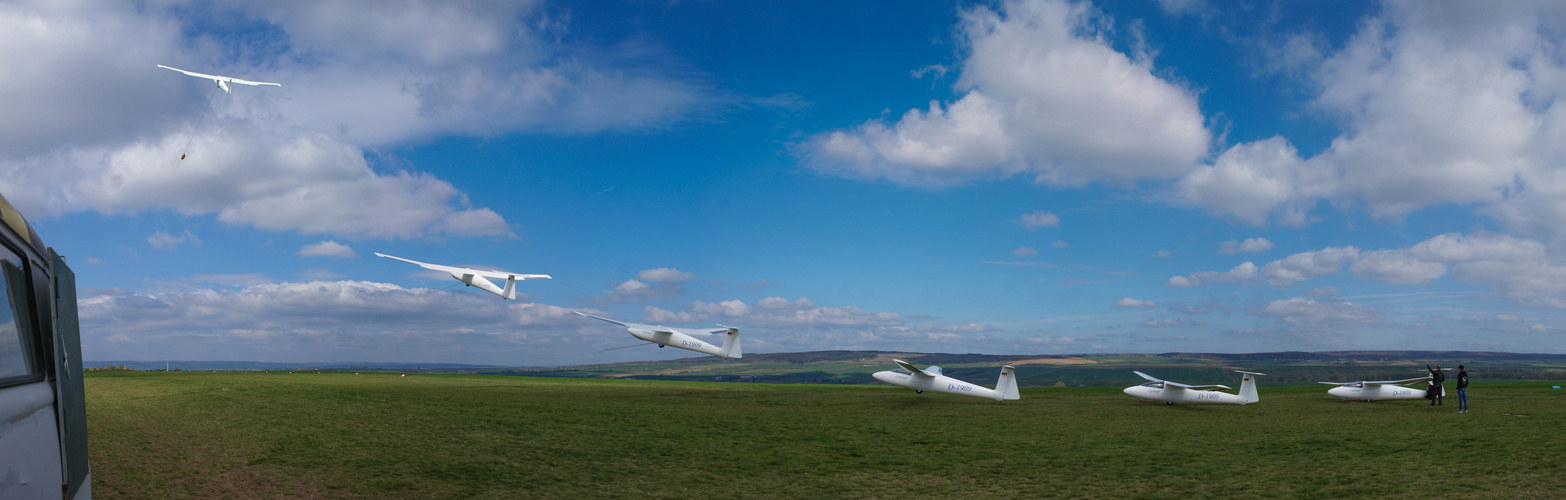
[1122, 387, 1135, 397]
[872, 371, 894, 384]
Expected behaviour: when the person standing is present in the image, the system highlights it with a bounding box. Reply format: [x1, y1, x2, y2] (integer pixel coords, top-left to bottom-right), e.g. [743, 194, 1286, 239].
[1456, 365, 1469, 413]
[1427, 362, 1446, 406]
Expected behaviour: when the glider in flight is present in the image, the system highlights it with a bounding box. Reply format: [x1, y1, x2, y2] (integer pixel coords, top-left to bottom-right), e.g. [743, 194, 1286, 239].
[376, 253, 550, 300]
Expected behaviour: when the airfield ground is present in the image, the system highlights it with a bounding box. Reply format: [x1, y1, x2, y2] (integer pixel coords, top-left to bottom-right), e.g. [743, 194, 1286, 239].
[86, 371, 1564, 499]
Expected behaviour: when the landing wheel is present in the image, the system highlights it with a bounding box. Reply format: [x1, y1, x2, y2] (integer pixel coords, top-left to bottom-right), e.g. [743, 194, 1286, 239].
[658, 345, 665, 348]
[915, 390, 923, 394]
[1166, 402, 1174, 405]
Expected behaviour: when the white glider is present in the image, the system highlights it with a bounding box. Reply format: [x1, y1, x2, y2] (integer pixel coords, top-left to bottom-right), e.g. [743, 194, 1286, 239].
[158, 64, 281, 94]
[1320, 376, 1437, 402]
[1123, 370, 1265, 405]
[376, 253, 550, 300]
[872, 360, 1020, 402]
[575, 312, 742, 359]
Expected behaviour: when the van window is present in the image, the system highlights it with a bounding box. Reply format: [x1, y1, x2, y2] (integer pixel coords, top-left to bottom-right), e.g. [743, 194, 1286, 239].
[1, 250, 32, 378]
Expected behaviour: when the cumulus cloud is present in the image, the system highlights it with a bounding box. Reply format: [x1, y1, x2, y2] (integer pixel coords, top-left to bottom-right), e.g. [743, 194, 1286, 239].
[1176, 137, 1308, 227]
[1012, 246, 1038, 256]
[603, 279, 682, 302]
[799, 0, 1209, 188]
[1259, 246, 1359, 286]
[1051, 240, 1069, 249]
[637, 268, 697, 283]
[602, 268, 701, 302]
[1179, 2, 1566, 235]
[1258, 297, 1382, 330]
[1177, 232, 1566, 309]
[1114, 297, 1155, 308]
[77, 279, 598, 365]
[1348, 249, 1447, 284]
[298, 241, 357, 258]
[1220, 237, 1274, 254]
[148, 230, 200, 250]
[1166, 261, 1257, 287]
[1017, 211, 1061, 229]
[0, 0, 708, 239]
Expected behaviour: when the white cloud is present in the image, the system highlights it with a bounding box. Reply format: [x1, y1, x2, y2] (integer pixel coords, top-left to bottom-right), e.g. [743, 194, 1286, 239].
[1017, 211, 1061, 229]
[1181, 232, 1566, 309]
[637, 268, 697, 283]
[692, 300, 751, 318]
[1114, 297, 1155, 308]
[1051, 240, 1069, 249]
[799, 0, 1209, 188]
[1179, 2, 1566, 234]
[756, 297, 814, 310]
[601, 268, 702, 302]
[298, 241, 357, 258]
[1220, 237, 1274, 254]
[1176, 137, 1308, 227]
[1259, 246, 1359, 286]
[76, 279, 597, 365]
[1012, 246, 1038, 256]
[642, 306, 700, 324]
[1258, 297, 1382, 330]
[0, 0, 708, 239]
[1166, 261, 1257, 287]
[148, 230, 200, 250]
[1348, 249, 1447, 285]
[1153, 250, 1172, 259]
[603, 279, 684, 302]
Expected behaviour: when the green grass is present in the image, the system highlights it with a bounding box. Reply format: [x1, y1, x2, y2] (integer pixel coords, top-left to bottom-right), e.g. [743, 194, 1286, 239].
[86, 371, 1566, 499]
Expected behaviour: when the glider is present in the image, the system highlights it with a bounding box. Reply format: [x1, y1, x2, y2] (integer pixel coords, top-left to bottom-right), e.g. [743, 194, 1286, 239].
[872, 359, 1020, 401]
[1123, 370, 1266, 405]
[1320, 376, 1436, 402]
[575, 312, 741, 359]
[376, 253, 550, 300]
[158, 64, 281, 94]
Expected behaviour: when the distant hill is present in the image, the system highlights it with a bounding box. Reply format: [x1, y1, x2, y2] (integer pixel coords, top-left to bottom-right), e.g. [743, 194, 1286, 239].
[88, 350, 1566, 386]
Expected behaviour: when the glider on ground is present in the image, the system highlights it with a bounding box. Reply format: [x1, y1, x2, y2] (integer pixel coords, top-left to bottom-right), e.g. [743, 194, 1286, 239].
[872, 359, 1020, 401]
[1320, 376, 1437, 401]
[1123, 370, 1265, 405]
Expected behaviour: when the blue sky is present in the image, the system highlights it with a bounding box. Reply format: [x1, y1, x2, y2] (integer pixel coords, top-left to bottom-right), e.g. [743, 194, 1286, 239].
[5, 0, 1566, 366]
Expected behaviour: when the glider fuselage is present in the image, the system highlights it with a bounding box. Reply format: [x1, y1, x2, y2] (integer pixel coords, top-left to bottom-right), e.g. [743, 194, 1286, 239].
[872, 370, 1007, 400]
[1122, 384, 1248, 404]
[1327, 384, 1437, 401]
[627, 327, 727, 357]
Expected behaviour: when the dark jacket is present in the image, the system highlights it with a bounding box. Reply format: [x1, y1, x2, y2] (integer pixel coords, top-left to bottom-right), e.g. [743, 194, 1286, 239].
[1457, 370, 1468, 389]
[1428, 365, 1446, 385]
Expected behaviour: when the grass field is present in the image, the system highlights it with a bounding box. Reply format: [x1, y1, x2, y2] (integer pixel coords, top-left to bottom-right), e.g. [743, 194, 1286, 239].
[86, 371, 1566, 499]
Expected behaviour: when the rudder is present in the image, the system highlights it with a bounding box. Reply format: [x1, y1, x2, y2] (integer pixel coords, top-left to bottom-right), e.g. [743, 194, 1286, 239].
[994, 365, 1020, 401]
[720, 327, 742, 359]
[1236, 370, 1266, 404]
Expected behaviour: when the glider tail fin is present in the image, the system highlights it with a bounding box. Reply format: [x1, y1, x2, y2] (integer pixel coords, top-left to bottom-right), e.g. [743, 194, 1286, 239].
[501, 275, 517, 300]
[994, 365, 1020, 401]
[1236, 370, 1266, 404]
[719, 327, 742, 359]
